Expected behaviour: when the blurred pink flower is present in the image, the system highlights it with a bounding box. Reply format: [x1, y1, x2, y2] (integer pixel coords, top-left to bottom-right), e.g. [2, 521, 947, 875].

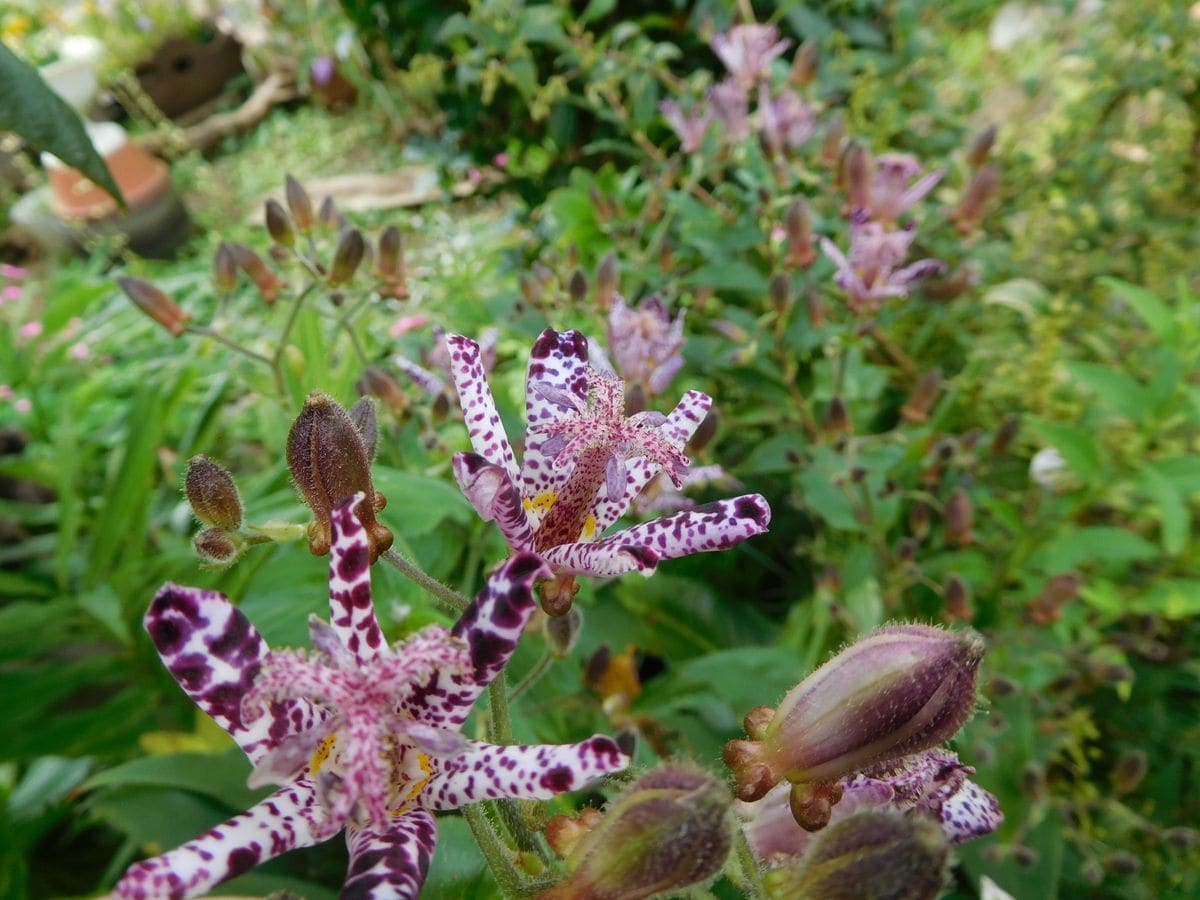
[69, 342, 92, 360]
[0, 385, 12, 401]
[2, 285, 21, 302]
[711, 24, 791, 90]
[492, 152, 509, 169]
[758, 84, 815, 157]
[390, 315, 430, 338]
[660, 100, 714, 153]
[19, 321, 43, 339]
[14, 398, 31, 414]
[1, 263, 27, 279]
[708, 79, 750, 142]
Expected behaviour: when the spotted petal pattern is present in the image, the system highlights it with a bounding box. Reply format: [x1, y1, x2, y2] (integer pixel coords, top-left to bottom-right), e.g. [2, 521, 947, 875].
[520, 328, 592, 507]
[447, 333, 519, 481]
[343, 813, 437, 900]
[328, 499, 386, 665]
[115, 779, 337, 900]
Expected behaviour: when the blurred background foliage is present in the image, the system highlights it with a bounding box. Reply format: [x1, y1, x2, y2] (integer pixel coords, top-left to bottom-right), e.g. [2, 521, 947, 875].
[1, 0, 1198, 898]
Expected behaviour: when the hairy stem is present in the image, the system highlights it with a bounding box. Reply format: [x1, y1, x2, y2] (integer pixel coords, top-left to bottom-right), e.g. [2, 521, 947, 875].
[380, 548, 469, 613]
[464, 804, 524, 898]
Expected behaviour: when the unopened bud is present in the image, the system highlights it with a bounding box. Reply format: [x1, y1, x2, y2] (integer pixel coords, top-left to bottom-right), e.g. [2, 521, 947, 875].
[541, 763, 732, 900]
[790, 39, 819, 86]
[228, 243, 283, 305]
[347, 397, 378, 462]
[546, 605, 583, 658]
[317, 195, 338, 231]
[595, 252, 618, 311]
[943, 574, 973, 622]
[214, 242, 238, 293]
[944, 488, 973, 546]
[901, 369, 942, 423]
[184, 455, 243, 530]
[966, 125, 997, 169]
[376, 225, 407, 298]
[724, 624, 985, 799]
[1165, 827, 1199, 850]
[1105, 851, 1140, 876]
[820, 111, 845, 168]
[193, 527, 244, 565]
[990, 414, 1020, 456]
[117, 277, 189, 337]
[624, 381, 647, 415]
[807, 291, 826, 328]
[265, 199, 295, 248]
[1110, 749, 1147, 795]
[329, 229, 366, 286]
[546, 807, 603, 858]
[842, 142, 871, 214]
[520, 272, 542, 306]
[769, 273, 791, 314]
[658, 237, 674, 272]
[767, 808, 948, 900]
[822, 396, 850, 436]
[785, 200, 816, 269]
[286, 393, 392, 560]
[285, 174, 314, 233]
[909, 501, 931, 539]
[568, 268, 588, 304]
[951, 165, 1000, 233]
[897, 536, 918, 562]
[357, 365, 407, 417]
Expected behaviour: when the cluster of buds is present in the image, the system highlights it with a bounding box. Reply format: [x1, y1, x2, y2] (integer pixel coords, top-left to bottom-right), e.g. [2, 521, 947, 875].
[183, 455, 246, 565]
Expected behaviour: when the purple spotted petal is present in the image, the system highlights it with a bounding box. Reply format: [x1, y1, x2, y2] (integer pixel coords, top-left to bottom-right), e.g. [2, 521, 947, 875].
[589, 390, 713, 534]
[940, 777, 1003, 843]
[420, 735, 628, 810]
[144, 585, 320, 764]
[393, 354, 446, 398]
[451, 452, 535, 552]
[520, 328, 591, 506]
[329, 497, 386, 665]
[343, 812, 437, 900]
[446, 333, 519, 482]
[114, 778, 337, 900]
[605, 454, 626, 502]
[540, 541, 660, 577]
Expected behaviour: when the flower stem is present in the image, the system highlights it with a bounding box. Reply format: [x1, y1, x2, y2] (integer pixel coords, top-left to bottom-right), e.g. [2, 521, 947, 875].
[464, 804, 524, 898]
[380, 548, 469, 613]
[732, 824, 768, 900]
[509, 648, 554, 703]
[184, 326, 274, 368]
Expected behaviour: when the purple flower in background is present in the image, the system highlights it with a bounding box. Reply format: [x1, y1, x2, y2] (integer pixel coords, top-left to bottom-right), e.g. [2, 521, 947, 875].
[820, 215, 945, 314]
[660, 100, 714, 153]
[711, 24, 792, 90]
[395, 325, 498, 399]
[631, 464, 736, 517]
[607, 294, 685, 397]
[446, 329, 770, 589]
[864, 152, 944, 225]
[758, 83, 816, 157]
[115, 500, 626, 900]
[311, 56, 336, 87]
[709, 79, 751, 142]
[740, 749, 1003, 866]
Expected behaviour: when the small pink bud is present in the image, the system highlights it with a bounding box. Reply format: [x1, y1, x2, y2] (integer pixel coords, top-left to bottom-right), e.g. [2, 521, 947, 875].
[724, 624, 985, 798]
[184, 455, 243, 530]
[19, 320, 43, 339]
[117, 277, 190, 336]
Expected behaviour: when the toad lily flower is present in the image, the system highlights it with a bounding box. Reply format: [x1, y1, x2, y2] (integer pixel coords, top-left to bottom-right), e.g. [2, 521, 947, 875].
[660, 100, 714, 154]
[607, 294, 686, 398]
[820, 215, 946, 315]
[446, 329, 770, 608]
[116, 499, 627, 900]
[711, 24, 792, 90]
[864, 153, 945, 226]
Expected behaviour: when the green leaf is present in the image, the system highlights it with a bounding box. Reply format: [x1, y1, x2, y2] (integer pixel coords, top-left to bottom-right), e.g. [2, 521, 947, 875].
[681, 261, 769, 295]
[83, 750, 265, 811]
[1027, 420, 1103, 482]
[371, 467, 474, 536]
[579, 0, 617, 24]
[1031, 526, 1158, 573]
[1101, 277, 1175, 343]
[1063, 361, 1147, 421]
[0, 43, 124, 206]
[8, 757, 93, 823]
[1137, 464, 1189, 555]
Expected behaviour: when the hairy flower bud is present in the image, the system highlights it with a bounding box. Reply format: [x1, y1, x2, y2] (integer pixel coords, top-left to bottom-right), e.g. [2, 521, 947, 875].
[193, 527, 244, 565]
[822, 396, 851, 437]
[265, 199, 295, 248]
[944, 489, 973, 546]
[285, 174, 314, 233]
[214, 242, 238, 294]
[769, 273, 791, 314]
[317, 195, 339, 231]
[184, 455, 243, 530]
[820, 111, 845, 168]
[901, 369, 942, 423]
[347, 397, 378, 462]
[376, 225, 405, 280]
[117, 277, 189, 337]
[286, 393, 392, 560]
[951, 165, 1000, 233]
[842, 142, 871, 215]
[768, 808, 949, 900]
[785, 200, 816, 269]
[546, 605, 583, 658]
[790, 39, 819, 86]
[541, 763, 733, 900]
[943, 574, 973, 622]
[724, 624, 985, 800]
[329, 229, 366, 286]
[595, 252, 618, 311]
[568, 268, 588, 304]
[966, 125, 997, 169]
[228, 243, 283, 305]
[357, 365, 408, 417]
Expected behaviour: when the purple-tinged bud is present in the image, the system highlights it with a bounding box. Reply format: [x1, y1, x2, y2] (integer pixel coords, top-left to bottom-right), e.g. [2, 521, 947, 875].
[329, 229, 366, 286]
[909, 501, 931, 540]
[376, 225, 407, 300]
[807, 291, 826, 329]
[265, 199, 295, 248]
[286, 392, 392, 561]
[117, 277, 190, 337]
[317, 195, 338, 231]
[595, 252, 618, 311]
[785, 200, 816, 269]
[285, 174, 314, 233]
[943, 574, 973, 622]
[546, 605, 583, 658]
[723, 624, 985, 799]
[214, 242, 238, 294]
[769, 273, 791, 314]
[358, 365, 408, 417]
[842, 142, 871, 215]
[520, 272, 542, 307]
[347, 396, 378, 462]
[768, 809, 949, 900]
[1110, 749, 1148, 794]
[820, 111, 845, 168]
[951, 165, 1000, 233]
[990, 414, 1020, 456]
[966, 125, 997, 169]
[568, 268, 588, 304]
[790, 39, 819, 86]
[822, 396, 850, 437]
[658, 237, 674, 272]
[541, 763, 732, 900]
[228, 243, 283, 305]
[193, 527, 244, 565]
[944, 489, 973, 547]
[901, 369, 942, 424]
[184, 455, 243, 530]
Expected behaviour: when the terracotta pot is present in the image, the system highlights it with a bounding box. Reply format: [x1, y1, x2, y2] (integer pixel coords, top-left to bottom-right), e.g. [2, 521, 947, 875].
[45, 123, 170, 221]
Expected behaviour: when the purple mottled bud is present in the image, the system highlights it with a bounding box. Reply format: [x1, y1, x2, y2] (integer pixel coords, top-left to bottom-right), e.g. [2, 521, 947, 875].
[286, 392, 392, 561]
[541, 763, 732, 900]
[951, 165, 1001, 233]
[214, 242, 238, 293]
[768, 808, 949, 900]
[901, 369, 942, 424]
[347, 396, 378, 462]
[285, 174, 314, 233]
[944, 489, 973, 546]
[184, 455, 243, 530]
[568, 268, 588, 304]
[329, 229, 366, 286]
[265, 199, 295, 248]
[724, 624, 985, 800]
[227, 243, 283, 305]
[117, 277, 190, 337]
[966, 125, 997, 169]
[193, 527, 243, 564]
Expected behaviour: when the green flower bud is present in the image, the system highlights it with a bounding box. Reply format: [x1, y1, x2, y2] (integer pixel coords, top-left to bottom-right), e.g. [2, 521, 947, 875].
[286, 392, 392, 561]
[329, 229, 366, 286]
[117, 277, 189, 337]
[725, 625, 984, 800]
[285, 174, 314, 233]
[265, 199, 295, 248]
[542, 763, 733, 900]
[767, 809, 948, 900]
[184, 455, 243, 530]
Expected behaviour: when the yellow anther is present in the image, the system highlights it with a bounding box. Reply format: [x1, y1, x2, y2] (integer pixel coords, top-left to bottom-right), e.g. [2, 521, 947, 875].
[309, 734, 336, 774]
